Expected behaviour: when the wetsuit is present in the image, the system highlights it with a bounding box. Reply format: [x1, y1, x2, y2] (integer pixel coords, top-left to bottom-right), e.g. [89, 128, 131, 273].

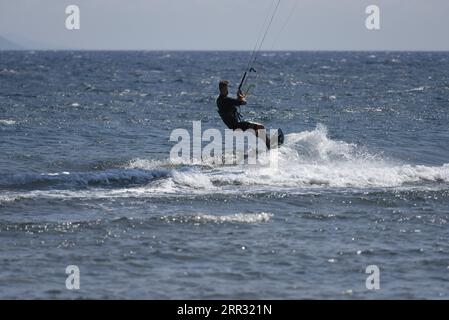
[216, 94, 260, 131]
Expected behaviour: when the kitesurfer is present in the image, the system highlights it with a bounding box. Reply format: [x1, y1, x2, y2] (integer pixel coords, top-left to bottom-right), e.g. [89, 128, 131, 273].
[216, 80, 270, 148]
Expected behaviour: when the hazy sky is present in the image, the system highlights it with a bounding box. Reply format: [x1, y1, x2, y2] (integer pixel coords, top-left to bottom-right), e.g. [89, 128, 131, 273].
[1, 0, 448, 50]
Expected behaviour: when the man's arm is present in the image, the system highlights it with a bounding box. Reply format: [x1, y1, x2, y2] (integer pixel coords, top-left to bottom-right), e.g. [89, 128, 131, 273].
[224, 96, 247, 106]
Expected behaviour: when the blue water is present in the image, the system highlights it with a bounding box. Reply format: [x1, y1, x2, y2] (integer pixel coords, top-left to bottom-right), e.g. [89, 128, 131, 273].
[1, 51, 449, 299]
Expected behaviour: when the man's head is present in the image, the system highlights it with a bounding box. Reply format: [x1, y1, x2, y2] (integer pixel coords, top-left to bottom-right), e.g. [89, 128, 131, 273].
[219, 80, 229, 96]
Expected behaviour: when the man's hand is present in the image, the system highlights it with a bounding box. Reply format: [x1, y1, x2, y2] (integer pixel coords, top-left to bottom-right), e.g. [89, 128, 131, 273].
[237, 90, 246, 101]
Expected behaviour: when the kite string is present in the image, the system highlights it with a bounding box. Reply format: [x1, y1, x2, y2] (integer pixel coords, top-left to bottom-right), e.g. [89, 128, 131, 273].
[250, 0, 300, 96]
[269, 0, 299, 51]
[245, 0, 277, 72]
[242, 0, 282, 92]
[251, 0, 282, 67]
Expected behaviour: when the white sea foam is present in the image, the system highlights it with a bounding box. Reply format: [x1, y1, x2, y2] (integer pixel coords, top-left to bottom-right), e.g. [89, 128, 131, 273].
[162, 212, 273, 224]
[0, 119, 16, 125]
[131, 124, 449, 191]
[409, 86, 426, 92]
[3, 125, 449, 203]
[0, 69, 18, 75]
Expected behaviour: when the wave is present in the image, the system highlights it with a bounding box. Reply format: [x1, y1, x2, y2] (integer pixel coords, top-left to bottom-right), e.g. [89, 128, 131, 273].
[0, 68, 18, 75]
[0, 168, 170, 190]
[129, 124, 449, 191]
[387, 86, 429, 94]
[2, 125, 449, 202]
[0, 119, 16, 125]
[160, 212, 273, 224]
[0, 212, 272, 232]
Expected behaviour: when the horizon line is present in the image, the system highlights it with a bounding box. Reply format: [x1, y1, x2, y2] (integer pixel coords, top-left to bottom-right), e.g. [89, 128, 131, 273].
[1, 49, 449, 53]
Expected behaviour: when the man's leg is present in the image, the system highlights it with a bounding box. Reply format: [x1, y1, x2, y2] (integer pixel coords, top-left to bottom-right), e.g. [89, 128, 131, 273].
[234, 121, 270, 149]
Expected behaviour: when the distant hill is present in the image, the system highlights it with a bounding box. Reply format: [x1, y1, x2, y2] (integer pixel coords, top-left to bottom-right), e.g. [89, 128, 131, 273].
[0, 36, 23, 50]
[0, 34, 73, 50]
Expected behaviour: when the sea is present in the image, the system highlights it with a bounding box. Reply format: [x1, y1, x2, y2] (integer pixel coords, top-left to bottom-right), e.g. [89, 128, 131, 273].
[0, 51, 448, 299]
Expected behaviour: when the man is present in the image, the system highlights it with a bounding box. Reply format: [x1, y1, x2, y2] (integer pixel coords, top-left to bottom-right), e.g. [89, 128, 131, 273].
[216, 80, 270, 148]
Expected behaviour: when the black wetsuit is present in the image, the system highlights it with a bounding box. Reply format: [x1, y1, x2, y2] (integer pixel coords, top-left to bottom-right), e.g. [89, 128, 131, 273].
[217, 94, 276, 148]
[216, 94, 255, 131]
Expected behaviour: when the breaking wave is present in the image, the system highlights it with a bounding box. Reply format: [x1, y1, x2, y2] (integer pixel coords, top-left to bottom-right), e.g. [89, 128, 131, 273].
[2, 125, 449, 203]
[160, 212, 273, 224]
[0, 119, 17, 125]
[0, 168, 170, 190]
[129, 124, 449, 191]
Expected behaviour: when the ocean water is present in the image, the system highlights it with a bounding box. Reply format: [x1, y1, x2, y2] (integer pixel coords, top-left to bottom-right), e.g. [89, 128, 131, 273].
[0, 51, 449, 299]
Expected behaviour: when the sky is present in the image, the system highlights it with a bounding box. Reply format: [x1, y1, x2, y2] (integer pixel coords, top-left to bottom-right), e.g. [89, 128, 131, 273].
[0, 0, 448, 50]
